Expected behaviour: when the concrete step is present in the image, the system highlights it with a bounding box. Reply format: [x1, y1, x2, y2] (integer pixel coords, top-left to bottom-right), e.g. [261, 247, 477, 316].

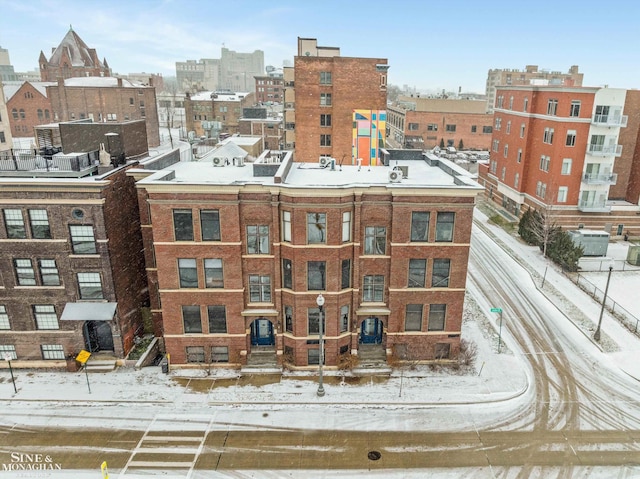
[84, 360, 117, 372]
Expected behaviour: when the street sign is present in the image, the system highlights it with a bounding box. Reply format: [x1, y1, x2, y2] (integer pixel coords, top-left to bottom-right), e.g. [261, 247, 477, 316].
[490, 308, 502, 313]
[76, 350, 91, 364]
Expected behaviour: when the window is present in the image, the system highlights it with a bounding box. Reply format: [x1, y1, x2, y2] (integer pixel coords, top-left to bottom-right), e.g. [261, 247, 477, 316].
[341, 259, 351, 289]
[405, 304, 423, 331]
[282, 211, 292, 242]
[570, 101, 581, 117]
[28, 209, 51, 239]
[408, 123, 419, 131]
[41, 344, 65, 360]
[307, 213, 326, 244]
[509, 96, 514, 110]
[492, 139, 499, 152]
[339, 305, 349, 333]
[200, 210, 220, 241]
[540, 155, 550, 172]
[428, 304, 447, 331]
[12, 108, 18, 120]
[547, 99, 558, 115]
[0, 132, 5, 143]
[320, 93, 332, 106]
[19, 109, 25, 119]
[37, 109, 44, 121]
[249, 275, 271, 302]
[445, 124, 456, 132]
[342, 211, 351, 242]
[129, 97, 134, 105]
[523, 97, 529, 112]
[0, 345, 16, 360]
[307, 261, 326, 290]
[282, 258, 293, 289]
[0, 305, 10, 329]
[432, 259, 450, 287]
[204, 259, 223, 288]
[69, 225, 96, 254]
[557, 186, 568, 203]
[320, 134, 331, 146]
[435, 212, 455, 242]
[173, 209, 193, 241]
[178, 259, 198, 288]
[77, 272, 103, 299]
[307, 307, 325, 335]
[14, 259, 35, 285]
[543, 128, 554, 144]
[363, 275, 384, 302]
[4, 209, 26, 239]
[561, 158, 572, 175]
[496, 95, 504, 108]
[520, 124, 525, 138]
[320, 114, 332, 127]
[186, 346, 205, 363]
[503, 144, 508, 158]
[182, 305, 202, 333]
[506, 121, 511, 134]
[495, 117, 501, 130]
[211, 346, 229, 363]
[408, 259, 426, 287]
[514, 173, 520, 188]
[285, 305, 293, 333]
[482, 126, 492, 134]
[566, 130, 576, 147]
[411, 212, 429, 241]
[536, 181, 547, 199]
[34, 305, 58, 330]
[320, 71, 332, 84]
[207, 305, 227, 333]
[39, 259, 60, 286]
[435, 343, 451, 359]
[471, 125, 477, 133]
[501, 166, 506, 181]
[247, 225, 269, 254]
[517, 149, 522, 163]
[427, 124, 438, 131]
[364, 226, 386, 255]
[590, 134, 605, 152]
[594, 105, 610, 123]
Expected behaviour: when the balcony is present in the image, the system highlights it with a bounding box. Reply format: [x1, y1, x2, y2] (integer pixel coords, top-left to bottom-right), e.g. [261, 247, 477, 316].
[578, 199, 611, 213]
[592, 114, 628, 128]
[587, 144, 623, 157]
[582, 173, 617, 185]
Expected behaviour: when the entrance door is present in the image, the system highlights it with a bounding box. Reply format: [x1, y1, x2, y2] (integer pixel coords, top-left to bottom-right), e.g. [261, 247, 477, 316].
[250, 318, 274, 346]
[83, 321, 114, 352]
[360, 317, 383, 344]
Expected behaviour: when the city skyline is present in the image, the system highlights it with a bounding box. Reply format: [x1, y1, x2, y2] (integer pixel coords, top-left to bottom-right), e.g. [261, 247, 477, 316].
[1, 0, 640, 93]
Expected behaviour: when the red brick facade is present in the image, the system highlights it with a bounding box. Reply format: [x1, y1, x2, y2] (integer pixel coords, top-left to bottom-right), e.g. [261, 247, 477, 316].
[6, 82, 54, 138]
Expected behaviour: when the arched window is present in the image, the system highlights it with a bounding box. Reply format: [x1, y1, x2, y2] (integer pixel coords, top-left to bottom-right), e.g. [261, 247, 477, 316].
[37, 109, 44, 121]
[19, 109, 25, 119]
[44, 109, 50, 120]
[12, 108, 18, 120]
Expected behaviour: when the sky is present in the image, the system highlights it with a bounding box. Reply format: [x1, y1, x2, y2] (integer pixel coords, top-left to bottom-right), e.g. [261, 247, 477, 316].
[1, 0, 640, 94]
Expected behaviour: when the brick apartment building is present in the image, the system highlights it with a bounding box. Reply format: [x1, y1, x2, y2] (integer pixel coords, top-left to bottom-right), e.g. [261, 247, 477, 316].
[46, 77, 160, 147]
[39, 27, 112, 82]
[485, 65, 583, 113]
[285, 38, 388, 164]
[387, 97, 494, 150]
[238, 108, 283, 151]
[254, 75, 284, 104]
[184, 91, 255, 139]
[3, 81, 55, 138]
[479, 85, 640, 236]
[134, 148, 482, 368]
[0, 122, 177, 367]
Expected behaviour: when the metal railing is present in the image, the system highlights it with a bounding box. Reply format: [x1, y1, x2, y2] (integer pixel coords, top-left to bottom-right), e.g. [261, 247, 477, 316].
[0, 149, 98, 172]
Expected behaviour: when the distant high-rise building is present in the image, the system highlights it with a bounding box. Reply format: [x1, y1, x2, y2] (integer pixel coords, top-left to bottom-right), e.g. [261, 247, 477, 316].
[485, 65, 583, 113]
[39, 26, 112, 81]
[0, 47, 19, 82]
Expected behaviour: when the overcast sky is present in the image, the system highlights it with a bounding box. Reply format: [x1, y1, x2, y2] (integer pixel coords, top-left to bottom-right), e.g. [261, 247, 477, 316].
[1, 0, 639, 93]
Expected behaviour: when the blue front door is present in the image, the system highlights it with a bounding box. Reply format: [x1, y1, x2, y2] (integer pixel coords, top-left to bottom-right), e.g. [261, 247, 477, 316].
[251, 318, 274, 346]
[360, 317, 383, 344]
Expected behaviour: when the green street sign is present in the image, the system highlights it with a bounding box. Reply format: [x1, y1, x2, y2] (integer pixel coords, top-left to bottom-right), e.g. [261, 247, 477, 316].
[490, 308, 502, 313]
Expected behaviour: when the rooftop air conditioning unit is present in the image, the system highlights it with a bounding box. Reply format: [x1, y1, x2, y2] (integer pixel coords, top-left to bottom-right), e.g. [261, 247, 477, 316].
[212, 157, 224, 167]
[234, 156, 245, 167]
[319, 156, 331, 167]
[389, 170, 403, 183]
[395, 165, 409, 178]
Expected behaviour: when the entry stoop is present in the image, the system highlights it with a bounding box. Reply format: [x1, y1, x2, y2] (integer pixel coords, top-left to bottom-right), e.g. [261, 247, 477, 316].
[353, 344, 391, 376]
[241, 348, 281, 374]
[84, 359, 117, 373]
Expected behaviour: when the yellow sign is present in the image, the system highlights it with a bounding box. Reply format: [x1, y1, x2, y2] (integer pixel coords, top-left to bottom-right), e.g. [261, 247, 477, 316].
[76, 350, 91, 364]
[101, 461, 109, 479]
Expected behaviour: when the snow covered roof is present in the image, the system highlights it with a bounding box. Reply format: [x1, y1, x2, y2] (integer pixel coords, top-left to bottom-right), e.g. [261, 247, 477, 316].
[47, 28, 105, 68]
[189, 91, 250, 102]
[63, 77, 145, 88]
[2, 81, 56, 101]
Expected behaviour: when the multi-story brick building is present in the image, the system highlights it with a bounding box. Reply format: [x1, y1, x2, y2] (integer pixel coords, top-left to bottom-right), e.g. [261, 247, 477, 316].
[46, 77, 160, 147]
[238, 108, 283, 151]
[3, 81, 55, 138]
[285, 38, 388, 164]
[485, 65, 582, 113]
[479, 85, 640, 236]
[184, 91, 255, 139]
[39, 27, 112, 82]
[387, 97, 494, 150]
[0, 125, 177, 367]
[134, 148, 482, 368]
[254, 75, 284, 104]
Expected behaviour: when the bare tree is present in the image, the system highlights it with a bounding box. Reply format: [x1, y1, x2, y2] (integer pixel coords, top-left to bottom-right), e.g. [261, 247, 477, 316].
[529, 205, 560, 257]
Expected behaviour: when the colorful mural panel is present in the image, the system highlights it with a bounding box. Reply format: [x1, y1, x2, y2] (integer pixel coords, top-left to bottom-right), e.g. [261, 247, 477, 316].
[352, 110, 386, 166]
